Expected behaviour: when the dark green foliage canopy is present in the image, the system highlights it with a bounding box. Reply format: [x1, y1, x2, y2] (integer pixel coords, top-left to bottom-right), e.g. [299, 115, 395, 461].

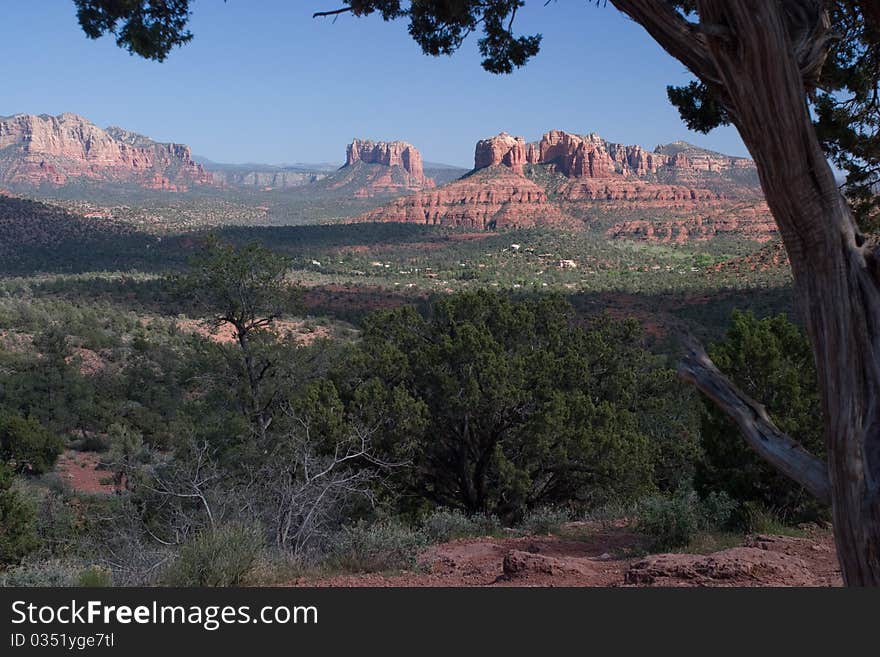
[340, 291, 697, 517]
[0, 410, 64, 475]
[74, 0, 193, 61]
[695, 311, 826, 520]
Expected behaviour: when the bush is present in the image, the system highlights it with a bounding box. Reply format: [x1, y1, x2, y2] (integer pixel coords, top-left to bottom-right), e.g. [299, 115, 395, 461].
[0, 560, 79, 587]
[636, 489, 740, 551]
[331, 520, 426, 573]
[163, 523, 263, 587]
[421, 508, 501, 542]
[0, 464, 39, 566]
[0, 411, 63, 474]
[77, 565, 113, 587]
[520, 506, 571, 535]
[700, 491, 738, 530]
[732, 501, 788, 534]
[637, 490, 703, 551]
[74, 434, 110, 453]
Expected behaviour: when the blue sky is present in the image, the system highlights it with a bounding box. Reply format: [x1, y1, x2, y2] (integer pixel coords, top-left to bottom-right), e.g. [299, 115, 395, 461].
[2, 1, 749, 167]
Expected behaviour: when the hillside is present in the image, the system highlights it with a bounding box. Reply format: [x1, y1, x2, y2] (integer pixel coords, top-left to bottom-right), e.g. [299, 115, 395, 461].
[0, 113, 212, 191]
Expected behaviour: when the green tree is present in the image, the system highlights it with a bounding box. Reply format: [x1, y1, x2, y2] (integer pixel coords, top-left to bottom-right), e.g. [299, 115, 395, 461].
[696, 312, 825, 520]
[0, 463, 39, 566]
[342, 292, 684, 518]
[0, 410, 63, 475]
[173, 237, 300, 442]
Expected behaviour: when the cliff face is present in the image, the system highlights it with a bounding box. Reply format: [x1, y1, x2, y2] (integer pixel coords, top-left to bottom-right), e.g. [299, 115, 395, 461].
[478, 130, 758, 187]
[0, 113, 212, 191]
[343, 139, 434, 194]
[355, 168, 567, 230]
[474, 133, 528, 172]
[357, 129, 771, 238]
[210, 169, 327, 189]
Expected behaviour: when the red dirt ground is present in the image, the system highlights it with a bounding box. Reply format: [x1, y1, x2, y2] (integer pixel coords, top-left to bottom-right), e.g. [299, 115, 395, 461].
[291, 522, 841, 588]
[54, 449, 116, 495]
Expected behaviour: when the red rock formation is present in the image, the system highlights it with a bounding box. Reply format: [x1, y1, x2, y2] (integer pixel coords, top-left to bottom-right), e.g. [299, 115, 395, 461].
[0, 113, 212, 191]
[605, 201, 777, 243]
[477, 130, 757, 188]
[356, 129, 770, 236]
[345, 139, 432, 187]
[474, 133, 528, 171]
[354, 168, 568, 230]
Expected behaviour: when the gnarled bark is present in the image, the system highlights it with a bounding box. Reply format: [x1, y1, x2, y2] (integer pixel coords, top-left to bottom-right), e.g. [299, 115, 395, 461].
[613, 0, 880, 585]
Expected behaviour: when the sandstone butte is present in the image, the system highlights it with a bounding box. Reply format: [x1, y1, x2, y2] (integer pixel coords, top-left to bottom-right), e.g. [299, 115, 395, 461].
[338, 138, 435, 197]
[355, 129, 777, 240]
[0, 113, 212, 191]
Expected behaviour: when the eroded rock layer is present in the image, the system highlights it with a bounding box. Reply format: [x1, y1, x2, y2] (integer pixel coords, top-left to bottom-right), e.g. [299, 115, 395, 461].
[342, 139, 434, 195]
[358, 129, 770, 236]
[0, 113, 212, 191]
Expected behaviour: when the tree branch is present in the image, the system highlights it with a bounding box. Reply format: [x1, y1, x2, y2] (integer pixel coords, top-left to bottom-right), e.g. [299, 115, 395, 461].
[678, 339, 831, 504]
[609, 0, 721, 86]
[313, 7, 353, 19]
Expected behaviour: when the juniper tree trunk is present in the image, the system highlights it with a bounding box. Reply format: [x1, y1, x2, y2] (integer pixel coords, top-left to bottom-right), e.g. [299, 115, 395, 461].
[613, 0, 880, 585]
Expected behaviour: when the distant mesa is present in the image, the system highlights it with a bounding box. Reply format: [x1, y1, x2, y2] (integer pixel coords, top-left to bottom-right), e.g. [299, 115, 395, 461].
[0, 113, 212, 191]
[474, 130, 757, 184]
[356, 129, 772, 239]
[339, 139, 435, 197]
[355, 167, 569, 230]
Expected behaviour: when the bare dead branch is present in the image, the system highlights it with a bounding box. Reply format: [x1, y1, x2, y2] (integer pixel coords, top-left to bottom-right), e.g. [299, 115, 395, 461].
[313, 7, 353, 19]
[678, 338, 831, 504]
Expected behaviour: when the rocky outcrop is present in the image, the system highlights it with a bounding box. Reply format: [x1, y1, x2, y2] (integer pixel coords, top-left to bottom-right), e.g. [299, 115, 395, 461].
[605, 201, 777, 243]
[477, 130, 757, 186]
[474, 133, 528, 171]
[344, 139, 433, 191]
[624, 546, 817, 586]
[0, 113, 212, 191]
[354, 168, 567, 229]
[358, 129, 770, 235]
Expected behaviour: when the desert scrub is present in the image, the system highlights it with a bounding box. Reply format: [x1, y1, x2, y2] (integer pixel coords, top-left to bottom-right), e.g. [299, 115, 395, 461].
[519, 506, 572, 535]
[163, 523, 263, 587]
[636, 489, 737, 552]
[77, 565, 113, 587]
[421, 508, 501, 543]
[330, 520, 426, 573]
[0, 560, 82, 587]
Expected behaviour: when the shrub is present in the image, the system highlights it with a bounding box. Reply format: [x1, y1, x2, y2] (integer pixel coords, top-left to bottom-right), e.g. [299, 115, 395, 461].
[520, 506, 571, 535]
[163, 523, 263, 587]
[421, 508, 501, 542]
[74, 434, 110, 453]
[700, 491, 738, 530]
[637, 490, 702, 551]
[331, 520, 426, 573]
[0, 560, 79, 587]
[77, 565, 113, 587]
[636, 489, 741, 551]
[732, 501, 789, 534]
[0, 411, 63, 474]
[0, 463, 40, 566]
